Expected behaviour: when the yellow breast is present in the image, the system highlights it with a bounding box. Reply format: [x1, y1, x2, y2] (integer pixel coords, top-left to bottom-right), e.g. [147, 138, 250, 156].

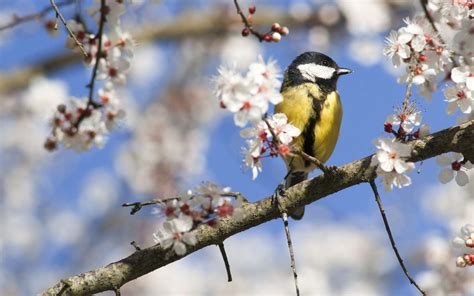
[313, 91, 342, 163]
[275, 83, 342, 171]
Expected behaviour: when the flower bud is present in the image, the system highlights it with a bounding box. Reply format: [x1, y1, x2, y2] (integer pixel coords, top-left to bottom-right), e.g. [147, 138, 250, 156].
[241, 27, 250, 37]
[271, 22, 281, 31]
[263, 34, 272, 42]
[248, 5, 256, 14]
[279, 26, 289, 35]
[271, 32, 281, 42]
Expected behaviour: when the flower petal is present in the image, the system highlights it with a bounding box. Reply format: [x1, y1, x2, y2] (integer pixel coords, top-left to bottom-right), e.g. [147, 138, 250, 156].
[438, 168, 454, 184]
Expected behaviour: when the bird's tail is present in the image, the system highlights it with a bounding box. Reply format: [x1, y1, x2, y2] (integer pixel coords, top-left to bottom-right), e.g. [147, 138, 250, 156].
[285, 171, 308, 220]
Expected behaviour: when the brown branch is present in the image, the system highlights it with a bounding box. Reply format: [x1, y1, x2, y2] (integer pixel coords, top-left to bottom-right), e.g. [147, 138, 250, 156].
[41, 120, 474, 295]
[369, 180, 426, 295]
[50, 0, 88, 57]
[0, 0, 75, 31]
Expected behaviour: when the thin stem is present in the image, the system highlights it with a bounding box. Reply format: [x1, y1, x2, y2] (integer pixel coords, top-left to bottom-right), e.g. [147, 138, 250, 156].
[420, 0, 446, 45]
[369, 180, 426, 295]
[74, 0, 106, 127]
[0, 0, 74, 31]
[233, 0, 265, 41]
[218, 243, 233, 282]
[122, 197, 178, 215]
[402, 72, 414, 112]
[281, 211, 300, 296]
[50, 0, 88, 57]
[130, 241, 142, 251]
[273, 191, 300, 296]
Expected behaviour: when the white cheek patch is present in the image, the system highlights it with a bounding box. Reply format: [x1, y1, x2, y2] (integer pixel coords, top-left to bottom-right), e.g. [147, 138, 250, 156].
[297, 63, 335, 81]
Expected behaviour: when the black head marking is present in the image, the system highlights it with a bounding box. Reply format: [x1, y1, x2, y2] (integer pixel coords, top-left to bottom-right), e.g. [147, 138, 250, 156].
[282, 52, 350, 93]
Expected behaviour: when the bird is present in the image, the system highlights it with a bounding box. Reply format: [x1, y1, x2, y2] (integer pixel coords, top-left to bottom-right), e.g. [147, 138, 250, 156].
[274, 52, 352, 220]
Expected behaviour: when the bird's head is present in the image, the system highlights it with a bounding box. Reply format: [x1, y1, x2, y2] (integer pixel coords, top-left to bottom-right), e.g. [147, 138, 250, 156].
[283, 52, 351, 93]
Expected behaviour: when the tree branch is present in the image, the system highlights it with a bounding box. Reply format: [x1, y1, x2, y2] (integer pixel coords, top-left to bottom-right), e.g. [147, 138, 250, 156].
[41, 120, 474, 295]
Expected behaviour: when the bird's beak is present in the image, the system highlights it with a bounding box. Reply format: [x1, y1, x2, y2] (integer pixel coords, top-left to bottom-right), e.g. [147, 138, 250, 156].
[336, 68, 352, 76]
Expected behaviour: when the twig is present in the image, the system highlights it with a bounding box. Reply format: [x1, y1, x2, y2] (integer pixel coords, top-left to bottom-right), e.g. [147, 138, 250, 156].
[402, 70, 414, 111]
[292, 149, 329, 174]
[0, 0, 74, 31]
[74, 0, 106, 127]
[130, 241, 142, 251]
[50, 0, 88, 57]
[233, 0, 266, 41]
[420, 0, 446, 45]
[217, 243, 233, 282]
[369, 180, 426, 295]
[273, 192, 300, 296]
[122, 197, 178, 215]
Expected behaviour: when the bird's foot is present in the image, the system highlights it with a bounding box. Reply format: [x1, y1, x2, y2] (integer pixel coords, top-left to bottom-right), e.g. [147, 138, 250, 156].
[322, 165, 339, 177]
[272, 182, 286, 213]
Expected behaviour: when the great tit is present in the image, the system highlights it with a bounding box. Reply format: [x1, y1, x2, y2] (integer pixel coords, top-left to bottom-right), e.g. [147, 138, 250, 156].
[274, 52, 351, 220]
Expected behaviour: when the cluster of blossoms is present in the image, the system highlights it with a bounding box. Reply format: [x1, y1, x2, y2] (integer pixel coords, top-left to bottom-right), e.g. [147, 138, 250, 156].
[214, 57, 300, 179]
[384, 16, 451, 100]
[153, 182, 243, 255]
[453, 224, 474, 268]
[377, 1, 473, 191]
[239, 4, 289, 42]
[240, 113, 301, 179]
[44, 0, 133, 152]
[371, 104, 430, 191]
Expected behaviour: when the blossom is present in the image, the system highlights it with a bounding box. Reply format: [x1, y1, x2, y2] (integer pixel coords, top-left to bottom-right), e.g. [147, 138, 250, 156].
[242, 139, 263, 180]
[443, 86, 473, 115]
[453, 224, 474, 268]
[385, 109, 421, 134]
[411, 63, 437, 85]
[246, 56, 283, 105]
[97, 47, 130, 85]
[214, 56, 283, 127]
[451, 66, 474, 92]
[153, 214, 196, 256]
[376, 168, 413, 192]
[397, 18, 427, 52]
[371, 138, 415, 191]
[383, 30, 411, 67]
[371, 138, 414, 174]
[241, 113, 301, 145]
[436, 152, 472, 186]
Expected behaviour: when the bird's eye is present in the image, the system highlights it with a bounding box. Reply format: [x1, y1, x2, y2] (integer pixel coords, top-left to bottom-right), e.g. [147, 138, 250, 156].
[322, 61, 329, 66]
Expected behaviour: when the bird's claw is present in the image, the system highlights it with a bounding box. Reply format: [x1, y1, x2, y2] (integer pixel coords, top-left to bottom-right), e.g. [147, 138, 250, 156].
[323, 165, 339, 176]
[272, 183, 286, 210]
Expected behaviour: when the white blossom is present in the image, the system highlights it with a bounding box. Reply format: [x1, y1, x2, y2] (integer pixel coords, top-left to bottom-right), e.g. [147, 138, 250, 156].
[371, 138, 415, 191]
[436, 152, 472, 186]
[383, 30, 410, 67]
[443, 85, 473, 115]
[386, 109, 421, 133]
[153, 214, 196, 256]
[242, 139, 263, 180]
[214, 56, 283, 127]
